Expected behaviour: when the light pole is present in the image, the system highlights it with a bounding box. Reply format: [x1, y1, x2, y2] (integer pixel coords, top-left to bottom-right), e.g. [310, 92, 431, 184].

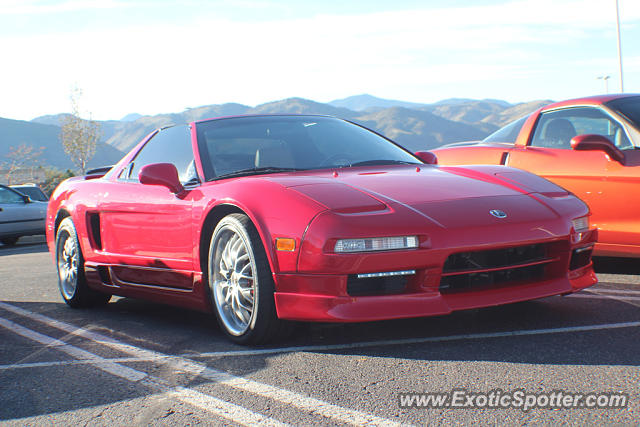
[597, 75, 611, 93]
[615, 0, 624, 92]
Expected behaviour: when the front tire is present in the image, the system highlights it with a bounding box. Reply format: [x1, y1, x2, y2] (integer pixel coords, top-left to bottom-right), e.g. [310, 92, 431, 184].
[208, 213, 289, 344]
[56, 217, 111, 308]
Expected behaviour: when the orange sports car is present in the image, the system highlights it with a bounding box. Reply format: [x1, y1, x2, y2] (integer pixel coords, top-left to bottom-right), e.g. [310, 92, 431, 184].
[433, 94, 640, 258]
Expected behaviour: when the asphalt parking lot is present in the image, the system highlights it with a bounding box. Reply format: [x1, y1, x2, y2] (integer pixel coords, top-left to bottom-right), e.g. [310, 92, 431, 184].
[1, 238, 638, 425]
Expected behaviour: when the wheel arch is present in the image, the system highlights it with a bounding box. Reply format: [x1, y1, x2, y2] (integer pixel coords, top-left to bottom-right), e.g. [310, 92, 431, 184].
[54, 208, 72, 237]
[199, 203, 276, 281]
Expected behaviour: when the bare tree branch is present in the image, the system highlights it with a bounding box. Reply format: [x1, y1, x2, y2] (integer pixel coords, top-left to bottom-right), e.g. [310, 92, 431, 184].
[60, 87, 101, 175]
[2, 143, 44, 185]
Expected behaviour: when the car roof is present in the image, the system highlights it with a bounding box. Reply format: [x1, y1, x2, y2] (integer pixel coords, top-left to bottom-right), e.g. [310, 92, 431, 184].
[543, 93, 640, 111]
[194, 113, 336, 125]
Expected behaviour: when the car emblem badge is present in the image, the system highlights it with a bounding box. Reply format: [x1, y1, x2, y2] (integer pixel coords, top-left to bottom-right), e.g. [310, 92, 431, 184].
[489, 209, 507, 219]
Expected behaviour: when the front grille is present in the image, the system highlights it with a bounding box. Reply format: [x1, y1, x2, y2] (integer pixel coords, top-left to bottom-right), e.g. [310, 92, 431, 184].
[443, 243, 546, 273]
[440, 264, 546, 293]
[440, 243, 553, 294]
[347, 275, 408, 296]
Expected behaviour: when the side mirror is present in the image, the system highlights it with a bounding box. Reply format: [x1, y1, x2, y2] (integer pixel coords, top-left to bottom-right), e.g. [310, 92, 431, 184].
[139, 163, 184, 194]
[21, 195, 32, 203]
[570, 134, 625, 164]
[414, 151, 438, 165]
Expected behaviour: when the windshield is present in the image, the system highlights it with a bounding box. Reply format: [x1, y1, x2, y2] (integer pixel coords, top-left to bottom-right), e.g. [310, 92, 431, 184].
[195, 116, 420, 180]
[483, 115, 529, 143]
[11, 186, 48, 201]
[606, 96, 640, 129]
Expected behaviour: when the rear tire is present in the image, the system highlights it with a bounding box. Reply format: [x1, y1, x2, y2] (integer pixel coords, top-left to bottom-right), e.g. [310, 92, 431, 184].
[208, 213, 291, 344]
[55, 217, 111, 308]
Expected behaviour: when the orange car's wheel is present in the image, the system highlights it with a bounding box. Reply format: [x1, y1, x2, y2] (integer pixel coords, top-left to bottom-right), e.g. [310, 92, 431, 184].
[55, 217, 111, 308]
[208, 213, 290, 344]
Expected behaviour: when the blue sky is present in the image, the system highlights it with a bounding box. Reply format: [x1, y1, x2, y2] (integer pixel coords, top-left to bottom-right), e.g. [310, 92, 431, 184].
[2, 0, 639, 120]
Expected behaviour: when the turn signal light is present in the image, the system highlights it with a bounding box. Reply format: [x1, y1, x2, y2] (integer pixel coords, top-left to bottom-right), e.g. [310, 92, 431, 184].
[276, 238, 296, 251]
[572, 216, 589, 233]
[571, 216, 590, 243]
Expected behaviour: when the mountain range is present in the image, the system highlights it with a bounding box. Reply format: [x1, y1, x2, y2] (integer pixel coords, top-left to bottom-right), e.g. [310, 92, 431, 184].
[2, 94, 552, 171]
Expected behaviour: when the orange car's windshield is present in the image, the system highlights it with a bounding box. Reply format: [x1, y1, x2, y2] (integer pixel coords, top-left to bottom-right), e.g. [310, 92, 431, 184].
[483, 115, 529, 143]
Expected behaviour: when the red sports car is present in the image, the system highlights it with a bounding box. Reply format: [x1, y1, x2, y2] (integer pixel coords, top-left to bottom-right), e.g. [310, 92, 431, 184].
[47, 115, 597, 344]
[433, 94, 640, 259]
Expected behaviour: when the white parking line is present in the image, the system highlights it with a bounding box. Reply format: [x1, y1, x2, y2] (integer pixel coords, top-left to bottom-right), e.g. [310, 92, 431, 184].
[1, 304, 639, 371]
[0, 302, 403, 427]
[0, 316, 146, 381]
[0, 315, 286, 427]
[592, 289, 640, 295]
[193, 321, 640, 358]
[568, 294, 640, 302]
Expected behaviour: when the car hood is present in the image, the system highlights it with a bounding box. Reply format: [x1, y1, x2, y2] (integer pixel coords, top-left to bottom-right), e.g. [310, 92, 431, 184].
[269, 165, 564, 228]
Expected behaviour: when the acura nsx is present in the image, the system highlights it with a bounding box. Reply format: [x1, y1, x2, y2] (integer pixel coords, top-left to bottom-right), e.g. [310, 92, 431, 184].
[47, 115, 597, 343]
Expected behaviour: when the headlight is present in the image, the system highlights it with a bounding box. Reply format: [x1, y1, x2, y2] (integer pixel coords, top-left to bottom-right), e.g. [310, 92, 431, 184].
[334, 236, 419, 253]
[572, 216, 589, 233]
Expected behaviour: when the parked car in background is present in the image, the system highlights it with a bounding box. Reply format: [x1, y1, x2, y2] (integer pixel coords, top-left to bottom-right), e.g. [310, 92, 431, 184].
[0, 184, 47, 246]
[11, 183, 49, 202]
[47, 115, 596, 344]
[434, 94, 640, 259]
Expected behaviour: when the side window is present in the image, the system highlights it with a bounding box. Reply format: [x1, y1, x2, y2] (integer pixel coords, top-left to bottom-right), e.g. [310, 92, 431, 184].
[0, 187, 25, 204]
[531, 107, 631, 149]
[126, 125, 197, 184]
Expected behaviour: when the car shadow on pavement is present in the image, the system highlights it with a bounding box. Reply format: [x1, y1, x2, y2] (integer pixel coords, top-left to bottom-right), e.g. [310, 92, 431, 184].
[593, 256, 640, 275]
[297, 297, 640, 366]
[0, 241, 48, 256]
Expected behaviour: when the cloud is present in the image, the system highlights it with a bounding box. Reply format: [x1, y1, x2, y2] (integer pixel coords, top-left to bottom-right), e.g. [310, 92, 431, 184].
[1, 0, 638, 119]
[0, 0, 131, 15]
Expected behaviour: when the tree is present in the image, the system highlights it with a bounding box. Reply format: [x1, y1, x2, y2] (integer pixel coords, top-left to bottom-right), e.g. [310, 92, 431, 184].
[60, 87, 101, 175]
[41, 167, 75, 196]
[2, 143, 44, 184]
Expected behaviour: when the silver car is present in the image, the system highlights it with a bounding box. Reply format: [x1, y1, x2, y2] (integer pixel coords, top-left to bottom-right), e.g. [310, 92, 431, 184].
[0, 184, 47, 246]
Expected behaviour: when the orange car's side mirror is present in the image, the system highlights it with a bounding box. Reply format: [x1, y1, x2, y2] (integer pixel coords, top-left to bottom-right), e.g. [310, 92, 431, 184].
[570, 134, 625, 164]
[139, 163, 184, 194]
[414, 151, 438, 165]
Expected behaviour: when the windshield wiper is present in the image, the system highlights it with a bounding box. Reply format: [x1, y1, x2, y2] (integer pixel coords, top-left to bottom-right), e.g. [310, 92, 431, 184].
[348, 160, 419, 167]
[211, 167, 304, 180]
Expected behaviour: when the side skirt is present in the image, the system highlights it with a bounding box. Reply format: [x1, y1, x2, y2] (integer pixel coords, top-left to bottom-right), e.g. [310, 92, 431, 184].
[84, 263, 212, 312]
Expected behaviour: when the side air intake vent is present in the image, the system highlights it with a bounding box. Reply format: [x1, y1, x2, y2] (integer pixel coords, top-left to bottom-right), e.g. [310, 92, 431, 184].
[88, 213, 102, 250]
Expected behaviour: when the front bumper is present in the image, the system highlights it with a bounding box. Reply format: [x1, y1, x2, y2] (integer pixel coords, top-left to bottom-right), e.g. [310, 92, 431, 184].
[273, 231, 598, 322]
[273, 265, 596, 322]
